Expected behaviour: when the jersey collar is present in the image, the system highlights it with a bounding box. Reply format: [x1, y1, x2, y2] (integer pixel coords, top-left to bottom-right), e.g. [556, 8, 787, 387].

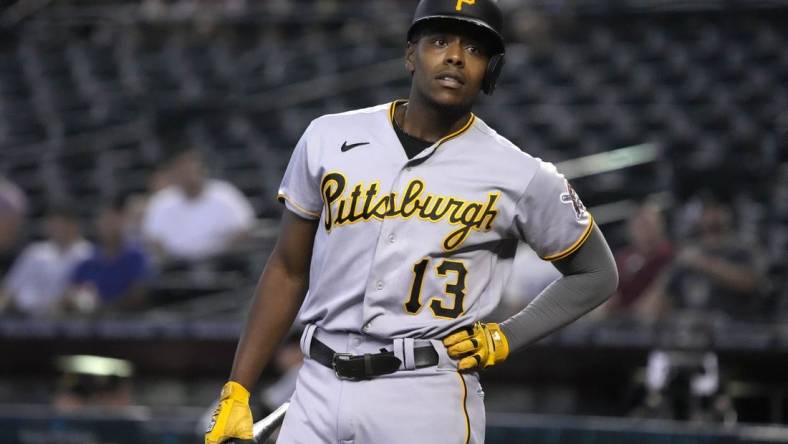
[388, 100, 476, 149]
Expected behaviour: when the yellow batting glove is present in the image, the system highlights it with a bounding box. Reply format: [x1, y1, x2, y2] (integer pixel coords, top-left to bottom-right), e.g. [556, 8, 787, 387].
[443, 322, 510, 371]
[205, 381, 254, 444]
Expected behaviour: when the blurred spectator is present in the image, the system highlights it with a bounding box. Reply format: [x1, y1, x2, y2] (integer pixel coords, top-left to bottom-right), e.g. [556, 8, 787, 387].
[604, 201, 674, 318]
[142, 147, 255, 262]
[124, 163, 175, 245]
[661, 195, 764, 321]
[148, 160, 176, 194]
[65, 198, 151, 314]
[0, 205, 91, 316]
[124, 193, 151, 245]
[0, 176, 27, 275]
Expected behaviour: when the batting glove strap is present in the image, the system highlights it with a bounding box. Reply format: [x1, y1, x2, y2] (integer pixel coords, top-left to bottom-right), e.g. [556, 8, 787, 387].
[481, 323, 509, 367]
[205, 381, 254, 444]
[443, 322, 510, 370]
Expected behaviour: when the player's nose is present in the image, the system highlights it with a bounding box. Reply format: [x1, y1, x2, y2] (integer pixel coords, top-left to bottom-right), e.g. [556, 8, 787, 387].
[443, 40, 465, 67]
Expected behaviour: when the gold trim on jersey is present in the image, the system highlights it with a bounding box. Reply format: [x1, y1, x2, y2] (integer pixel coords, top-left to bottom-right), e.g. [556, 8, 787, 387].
[277, 193, 322, 219]
[320, 172, 500, 251]
[457, 372, 471, 444]
[388, 99, 404, 122]
[439, 113, 476, 146]
[541, 214, 595, 261]
[388, 100, 476, 149]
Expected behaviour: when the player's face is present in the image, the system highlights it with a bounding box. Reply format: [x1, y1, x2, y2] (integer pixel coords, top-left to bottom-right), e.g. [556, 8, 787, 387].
[407, 25, 490, 109]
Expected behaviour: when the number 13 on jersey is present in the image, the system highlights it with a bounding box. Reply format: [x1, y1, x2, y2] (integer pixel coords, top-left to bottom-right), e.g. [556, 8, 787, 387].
[404, 258, 468, 319]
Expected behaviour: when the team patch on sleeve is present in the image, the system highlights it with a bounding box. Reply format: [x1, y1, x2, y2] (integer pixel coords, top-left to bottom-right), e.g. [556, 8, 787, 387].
[559, 180, 587, 221]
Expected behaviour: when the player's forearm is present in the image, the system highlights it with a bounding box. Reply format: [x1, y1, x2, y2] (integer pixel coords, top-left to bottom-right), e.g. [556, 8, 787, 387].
[500, 225, 618, 350]
[229, 256, 309, 390]
[228, 210, 317, 390]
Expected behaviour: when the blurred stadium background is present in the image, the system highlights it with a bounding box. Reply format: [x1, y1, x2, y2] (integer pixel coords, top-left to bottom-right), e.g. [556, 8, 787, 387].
[0, 0, 787, 442]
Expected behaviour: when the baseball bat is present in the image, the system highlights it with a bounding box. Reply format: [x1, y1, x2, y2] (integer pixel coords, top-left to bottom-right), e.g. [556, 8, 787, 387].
[221, 401, 290, 444]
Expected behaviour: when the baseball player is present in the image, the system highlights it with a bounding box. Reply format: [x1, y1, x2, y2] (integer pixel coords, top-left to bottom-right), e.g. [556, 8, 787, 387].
[206, 0, 619, 443]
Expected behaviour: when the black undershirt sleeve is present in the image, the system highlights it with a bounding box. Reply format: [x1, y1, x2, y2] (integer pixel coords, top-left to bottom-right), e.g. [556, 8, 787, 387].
[500, 225, 619, 351]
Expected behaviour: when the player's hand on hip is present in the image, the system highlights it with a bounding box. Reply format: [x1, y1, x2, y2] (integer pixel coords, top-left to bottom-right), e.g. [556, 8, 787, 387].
[443, 322, 510, 371]
[205, 381, 254, 444]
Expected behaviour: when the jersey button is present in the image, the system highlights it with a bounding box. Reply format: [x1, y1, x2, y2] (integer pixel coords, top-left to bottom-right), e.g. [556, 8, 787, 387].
[388, 233, 396, 243]
[376, 281, 384, 291]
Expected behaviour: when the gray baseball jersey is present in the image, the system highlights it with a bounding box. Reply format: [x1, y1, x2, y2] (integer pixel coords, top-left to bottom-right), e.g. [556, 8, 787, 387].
[277, 100, 593, 339]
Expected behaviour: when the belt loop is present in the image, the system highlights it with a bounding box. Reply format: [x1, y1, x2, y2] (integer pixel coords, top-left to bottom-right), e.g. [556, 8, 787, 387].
[363, 354, 373, 377]
[393, 338, 405, 370]
[300, 324, 317, 358]
[403, 338, 416, 370]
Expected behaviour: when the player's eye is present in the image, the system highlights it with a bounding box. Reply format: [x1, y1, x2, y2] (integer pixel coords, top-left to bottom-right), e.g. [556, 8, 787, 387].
[466, 45, 480, 54]
[432, 37, 448, 47]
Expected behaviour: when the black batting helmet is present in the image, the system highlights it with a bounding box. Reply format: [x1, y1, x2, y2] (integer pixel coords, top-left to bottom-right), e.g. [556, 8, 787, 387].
[407, 0, 505, 95]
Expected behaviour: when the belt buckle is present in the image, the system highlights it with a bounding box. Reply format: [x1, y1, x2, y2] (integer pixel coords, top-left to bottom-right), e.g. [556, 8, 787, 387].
[331, 353, 355, 380]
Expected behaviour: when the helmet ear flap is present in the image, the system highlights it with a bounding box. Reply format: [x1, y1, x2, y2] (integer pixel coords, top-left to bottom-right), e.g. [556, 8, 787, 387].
[482, 53, 505, 95]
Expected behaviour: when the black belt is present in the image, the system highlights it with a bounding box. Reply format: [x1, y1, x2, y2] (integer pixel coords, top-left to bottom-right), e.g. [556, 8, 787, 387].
[310, 336, 439, 380]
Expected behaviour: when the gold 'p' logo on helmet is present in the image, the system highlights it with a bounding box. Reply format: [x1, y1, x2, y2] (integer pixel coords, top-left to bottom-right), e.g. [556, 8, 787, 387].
[455, 0, 475, 11]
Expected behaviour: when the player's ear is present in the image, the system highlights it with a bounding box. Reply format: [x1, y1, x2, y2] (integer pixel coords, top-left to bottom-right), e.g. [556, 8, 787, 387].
[405, 41, 416, 74]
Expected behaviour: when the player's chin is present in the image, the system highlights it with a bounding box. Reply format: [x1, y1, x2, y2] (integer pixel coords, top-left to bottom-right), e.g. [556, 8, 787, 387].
[428, 88, 477, 109]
